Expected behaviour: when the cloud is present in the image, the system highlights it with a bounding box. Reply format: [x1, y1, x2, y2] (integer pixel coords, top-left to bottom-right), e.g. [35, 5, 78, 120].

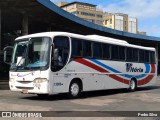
[98, 0, 160, 20]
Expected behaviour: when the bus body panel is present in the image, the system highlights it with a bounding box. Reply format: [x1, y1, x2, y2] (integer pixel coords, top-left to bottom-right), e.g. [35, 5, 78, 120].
[50, 58, 157, 93]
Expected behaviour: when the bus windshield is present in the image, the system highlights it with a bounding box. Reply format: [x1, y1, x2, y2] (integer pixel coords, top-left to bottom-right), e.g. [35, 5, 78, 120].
[10, 37, 51, 71]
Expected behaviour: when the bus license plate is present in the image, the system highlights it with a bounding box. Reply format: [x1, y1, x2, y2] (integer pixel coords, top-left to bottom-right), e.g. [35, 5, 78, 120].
[22, 89, 28, 94]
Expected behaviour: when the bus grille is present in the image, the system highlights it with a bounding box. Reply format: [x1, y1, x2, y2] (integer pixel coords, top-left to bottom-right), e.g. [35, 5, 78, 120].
[16, 86, 34, 90]
[17, 81, 32, 84]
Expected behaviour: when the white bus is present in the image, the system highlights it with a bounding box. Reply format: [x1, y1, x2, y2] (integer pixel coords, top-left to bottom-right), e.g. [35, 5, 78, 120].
[4, 32, 157, 98]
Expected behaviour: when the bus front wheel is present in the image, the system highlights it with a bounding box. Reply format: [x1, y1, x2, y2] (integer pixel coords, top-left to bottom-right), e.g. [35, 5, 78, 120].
[68, 81, 81, 99]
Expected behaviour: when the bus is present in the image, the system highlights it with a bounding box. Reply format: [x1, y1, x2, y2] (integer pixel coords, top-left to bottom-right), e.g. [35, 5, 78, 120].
[4, 32, 157, 98]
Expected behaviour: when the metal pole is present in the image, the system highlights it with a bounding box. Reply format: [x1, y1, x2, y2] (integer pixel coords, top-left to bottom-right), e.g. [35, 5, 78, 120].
[22, 14, 28, 35]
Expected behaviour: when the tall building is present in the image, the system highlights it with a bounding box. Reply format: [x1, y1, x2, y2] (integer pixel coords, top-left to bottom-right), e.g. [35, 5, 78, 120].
[56, 1, 145, 35]
[57, 1, 104, 25]
[103, 13, 138, 34]
[128, 17, 138, 34]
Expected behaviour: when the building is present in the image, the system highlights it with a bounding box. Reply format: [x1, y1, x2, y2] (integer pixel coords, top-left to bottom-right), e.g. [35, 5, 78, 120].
[57, 2, 104, 25]
[103, 13, 138, 34]
[56, 1, 68, 7]
[128, 17, 138, 34]
[57, 1, 146, 35]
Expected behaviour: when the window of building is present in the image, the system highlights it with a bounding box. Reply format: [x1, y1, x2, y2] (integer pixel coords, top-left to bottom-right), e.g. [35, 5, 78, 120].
[105, 20, 108, 25]
[78, 4, 83, 8]
[125, 26, 127, 31]
[97, 14, 102, 18]
[71, 11, 79, 15]
[81, 12, 95, 17]
[110, 19, 112, 24]
[84, 5, 89, 9]
[125, 21, 127, 25]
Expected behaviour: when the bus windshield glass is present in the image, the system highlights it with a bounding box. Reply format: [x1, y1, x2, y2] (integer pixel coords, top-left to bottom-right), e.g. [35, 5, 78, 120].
[10, 37, 51, 71]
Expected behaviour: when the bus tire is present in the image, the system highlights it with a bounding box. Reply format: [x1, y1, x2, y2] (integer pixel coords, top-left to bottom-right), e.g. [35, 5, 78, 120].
[129, 79, 137, 92]
[68, 80, 81, 99]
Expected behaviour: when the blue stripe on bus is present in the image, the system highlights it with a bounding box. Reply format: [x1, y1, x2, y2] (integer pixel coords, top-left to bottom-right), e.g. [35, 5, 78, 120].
[88, 59, 150, 80]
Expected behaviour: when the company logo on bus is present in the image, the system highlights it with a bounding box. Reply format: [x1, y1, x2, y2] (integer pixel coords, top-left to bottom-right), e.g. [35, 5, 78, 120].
[126, 63, 143, 72]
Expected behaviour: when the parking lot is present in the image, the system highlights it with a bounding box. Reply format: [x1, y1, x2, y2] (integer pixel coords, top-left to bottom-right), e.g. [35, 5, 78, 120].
[0, 78, 160, 119]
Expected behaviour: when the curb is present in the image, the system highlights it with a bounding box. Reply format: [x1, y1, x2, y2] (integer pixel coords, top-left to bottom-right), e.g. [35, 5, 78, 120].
[0, 80, 9, 90]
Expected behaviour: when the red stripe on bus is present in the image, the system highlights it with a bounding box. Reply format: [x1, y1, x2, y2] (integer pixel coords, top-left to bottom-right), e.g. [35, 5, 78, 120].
[151, 64, 156, 73]
[75, 59, 155, 86]
[137, 64, 155, 86]
[75, 58, 130, 85]
[75, 58, 107, 73]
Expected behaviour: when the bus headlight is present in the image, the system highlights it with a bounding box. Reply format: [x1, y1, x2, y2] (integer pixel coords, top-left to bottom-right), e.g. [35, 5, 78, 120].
[9, 78, 16, 83]
[33, 78, 48, 83]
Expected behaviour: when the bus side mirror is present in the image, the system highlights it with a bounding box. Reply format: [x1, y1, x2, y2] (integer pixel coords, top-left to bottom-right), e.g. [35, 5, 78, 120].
[3, 46, 13, 65]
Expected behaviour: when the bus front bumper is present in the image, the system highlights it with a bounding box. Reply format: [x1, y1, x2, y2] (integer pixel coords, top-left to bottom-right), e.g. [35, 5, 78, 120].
[9, 81, 49, 94]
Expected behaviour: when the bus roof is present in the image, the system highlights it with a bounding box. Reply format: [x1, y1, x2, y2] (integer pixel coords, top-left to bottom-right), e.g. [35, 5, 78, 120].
[86, 35, 129, 44]
[16, 32, 155, 51]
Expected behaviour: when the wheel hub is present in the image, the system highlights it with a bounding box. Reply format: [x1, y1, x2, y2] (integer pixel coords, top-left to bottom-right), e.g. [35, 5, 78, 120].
[71, 83, 79, 96]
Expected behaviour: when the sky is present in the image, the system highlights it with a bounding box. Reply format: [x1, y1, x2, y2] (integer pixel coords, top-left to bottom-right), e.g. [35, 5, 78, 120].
[51, 0, 160, 37]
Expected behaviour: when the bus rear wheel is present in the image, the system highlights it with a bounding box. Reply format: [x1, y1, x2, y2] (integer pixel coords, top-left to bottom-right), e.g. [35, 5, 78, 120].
[129, 79, 137, 92]
[68, 81, 81, 99]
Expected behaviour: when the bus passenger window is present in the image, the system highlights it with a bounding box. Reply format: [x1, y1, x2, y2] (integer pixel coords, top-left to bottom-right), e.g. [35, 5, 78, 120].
[102, 44, 110, 59]
[52, 36, 70, 72]
[93, 42, 102, 58]
[139, 50, 145, 62]
[119, 46, 125, 61]
[150, 51, 155, 63]
[132, 49, 138, 62]
[71, 38, 82, 57]
[111, 45, 119, 60]
[83, 41, 92, 58]
[126, 48, 132, 61]
[145, 50, 149, 63]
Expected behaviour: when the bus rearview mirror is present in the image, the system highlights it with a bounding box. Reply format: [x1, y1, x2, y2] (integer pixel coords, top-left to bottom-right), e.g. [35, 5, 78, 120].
[3, 46, 13, 65]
